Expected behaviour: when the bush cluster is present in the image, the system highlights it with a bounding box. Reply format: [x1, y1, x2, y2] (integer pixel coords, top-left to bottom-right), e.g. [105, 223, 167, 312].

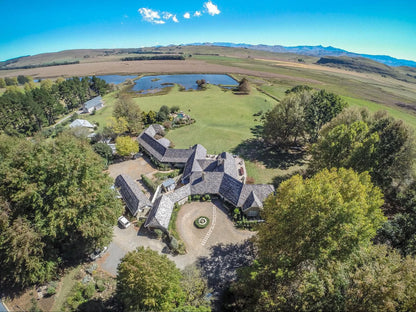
[194, 216, 210, 229]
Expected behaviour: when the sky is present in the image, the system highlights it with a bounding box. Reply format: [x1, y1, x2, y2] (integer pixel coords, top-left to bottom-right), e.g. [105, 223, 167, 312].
[1, 0, 415, 62]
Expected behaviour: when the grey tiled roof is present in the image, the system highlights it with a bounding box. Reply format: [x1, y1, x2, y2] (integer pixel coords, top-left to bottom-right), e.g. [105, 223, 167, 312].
[145, 195, 174, 231]
[216, 152, 239, 179]
[138, 125, 192, 164]
[138, 132, 167, 162]
[115, 174, 152, 216]
[167, 184, 191, 203]
[219, 174, 244, 206]
[163, 148, 193, 163]
[84, 96, 103, 110]
[238, 184, 275, 209]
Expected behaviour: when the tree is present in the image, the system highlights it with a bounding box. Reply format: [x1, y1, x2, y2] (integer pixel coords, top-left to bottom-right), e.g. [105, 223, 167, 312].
[90, 76, 108, 95]
[258, 168, 385, 270]
[17, 75, 31, 85]
[117, 247, 185, 312]
[108, 116, 128, 134]
[116, 136, 139, 157]
[310, 108, 416, 195]
[4, 77, 18, 86]
[170, 105, 180, 113]
[237, 78, 250, 93]
[93, 142, 113, 164]
[0, 134, 122, 289]
[113, 93, 142, 134]
[285, 84, 313, 95]
[157, 105, 170, 122]
[305, 89, 347, 142]
[230, 244, 416, 312]
[310, 121, 380, 173]
[180, 265, 211, 310]
[0, 78, 6, 88]
[196, 79, 207, 89]
[262, 91, 309, 148]
[0, 216, 56, 288]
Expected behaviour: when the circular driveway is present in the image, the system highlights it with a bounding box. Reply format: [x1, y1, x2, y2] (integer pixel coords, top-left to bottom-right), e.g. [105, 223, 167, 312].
[175, 199, 254, 262]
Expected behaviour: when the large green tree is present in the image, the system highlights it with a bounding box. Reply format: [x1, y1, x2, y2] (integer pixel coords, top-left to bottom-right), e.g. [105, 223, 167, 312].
[305, 89, 347, 142]
[116, 136, 139, 157]
[230, 244, 416, 312]
[262, 91, 309, 148]
[262, 87, 346, 148]
[0, 133, 122, 289]
[113, 93, 142, 134]
[258, 168, 385, 269]
[310, 108, 416, 194]
[117, 247, 185, 312]
[226, 168, 416, 312]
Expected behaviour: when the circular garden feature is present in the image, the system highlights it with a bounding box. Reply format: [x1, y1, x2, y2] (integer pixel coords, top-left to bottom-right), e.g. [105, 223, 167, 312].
[194, 216, 210, 229]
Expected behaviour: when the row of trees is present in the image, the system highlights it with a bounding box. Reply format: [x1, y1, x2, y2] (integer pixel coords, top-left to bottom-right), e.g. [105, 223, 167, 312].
[0, 133, 122, 290]
[0, 75, 33, 87]
[0, 76, 109, 136]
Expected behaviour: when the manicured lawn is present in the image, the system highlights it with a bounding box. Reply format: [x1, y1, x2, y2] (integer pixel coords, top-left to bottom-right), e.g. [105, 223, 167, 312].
[136, 85, 276, 153]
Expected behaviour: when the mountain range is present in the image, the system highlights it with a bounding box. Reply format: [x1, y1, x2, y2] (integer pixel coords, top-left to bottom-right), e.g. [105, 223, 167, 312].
[186, 42, 416, 68]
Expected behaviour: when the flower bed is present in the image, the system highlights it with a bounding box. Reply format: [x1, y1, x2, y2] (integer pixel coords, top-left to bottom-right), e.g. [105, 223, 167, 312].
[194, 216, 210, 229]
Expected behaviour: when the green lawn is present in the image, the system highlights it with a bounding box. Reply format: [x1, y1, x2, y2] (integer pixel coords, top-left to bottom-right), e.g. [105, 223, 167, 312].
[344, 96, 416, 129]
[136, 85, 275, 153]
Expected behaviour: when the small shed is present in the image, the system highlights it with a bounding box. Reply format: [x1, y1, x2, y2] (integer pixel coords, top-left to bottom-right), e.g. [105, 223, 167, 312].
[69, 119, 95, 129]
[162, 178, 176, 192]
[83, 96, 104, 114]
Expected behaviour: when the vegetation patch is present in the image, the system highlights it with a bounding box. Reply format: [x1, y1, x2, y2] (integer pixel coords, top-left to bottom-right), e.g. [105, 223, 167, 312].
[194, 216, 210, 229]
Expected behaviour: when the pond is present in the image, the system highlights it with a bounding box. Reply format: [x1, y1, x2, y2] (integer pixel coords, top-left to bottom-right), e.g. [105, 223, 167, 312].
[96, 75, 137, 85]
[132, 74, 238, 92]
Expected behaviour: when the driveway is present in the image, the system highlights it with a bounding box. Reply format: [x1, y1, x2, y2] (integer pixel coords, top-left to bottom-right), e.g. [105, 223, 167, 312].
[99, 225, 166, 276]
[106, 157, 156, 180]
[99, 199, 254, 275]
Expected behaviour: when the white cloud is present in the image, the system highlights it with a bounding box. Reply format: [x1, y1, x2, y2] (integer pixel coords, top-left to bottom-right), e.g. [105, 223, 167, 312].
[163, 12, 173, 20]
[172, 15, 179, 23]
[138, 8, 165, 24]
[194, 11, 202, 17]
[183, 12, 191, 19]
[204, 1, 220, 16]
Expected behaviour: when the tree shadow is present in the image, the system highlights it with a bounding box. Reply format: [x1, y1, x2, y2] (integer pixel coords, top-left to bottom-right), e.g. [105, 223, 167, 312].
[197, 240, 255, 299]
[77, 296, 123, 312]
[232, 138, 306, 170]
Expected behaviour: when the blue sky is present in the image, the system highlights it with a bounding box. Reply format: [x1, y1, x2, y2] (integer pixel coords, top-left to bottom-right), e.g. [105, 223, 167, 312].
[1, 0, 415, 62]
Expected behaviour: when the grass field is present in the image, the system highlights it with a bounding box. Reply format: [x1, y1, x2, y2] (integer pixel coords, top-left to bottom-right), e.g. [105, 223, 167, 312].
[137, 85, 275, 152]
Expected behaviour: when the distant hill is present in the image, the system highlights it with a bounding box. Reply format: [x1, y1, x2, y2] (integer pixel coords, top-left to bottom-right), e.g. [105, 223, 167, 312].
[187, 42, 416, 68]
[316, 56, 416, 82]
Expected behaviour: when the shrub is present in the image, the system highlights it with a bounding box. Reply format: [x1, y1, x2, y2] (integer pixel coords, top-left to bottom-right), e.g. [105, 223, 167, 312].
[141, 174, 157, 193]
[194, 216, 210, 229]
[170, 106, 180, 113]
[96, 279, 105, 292]
[83, 282, 95, 299]
[154, 229, 164, 239]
